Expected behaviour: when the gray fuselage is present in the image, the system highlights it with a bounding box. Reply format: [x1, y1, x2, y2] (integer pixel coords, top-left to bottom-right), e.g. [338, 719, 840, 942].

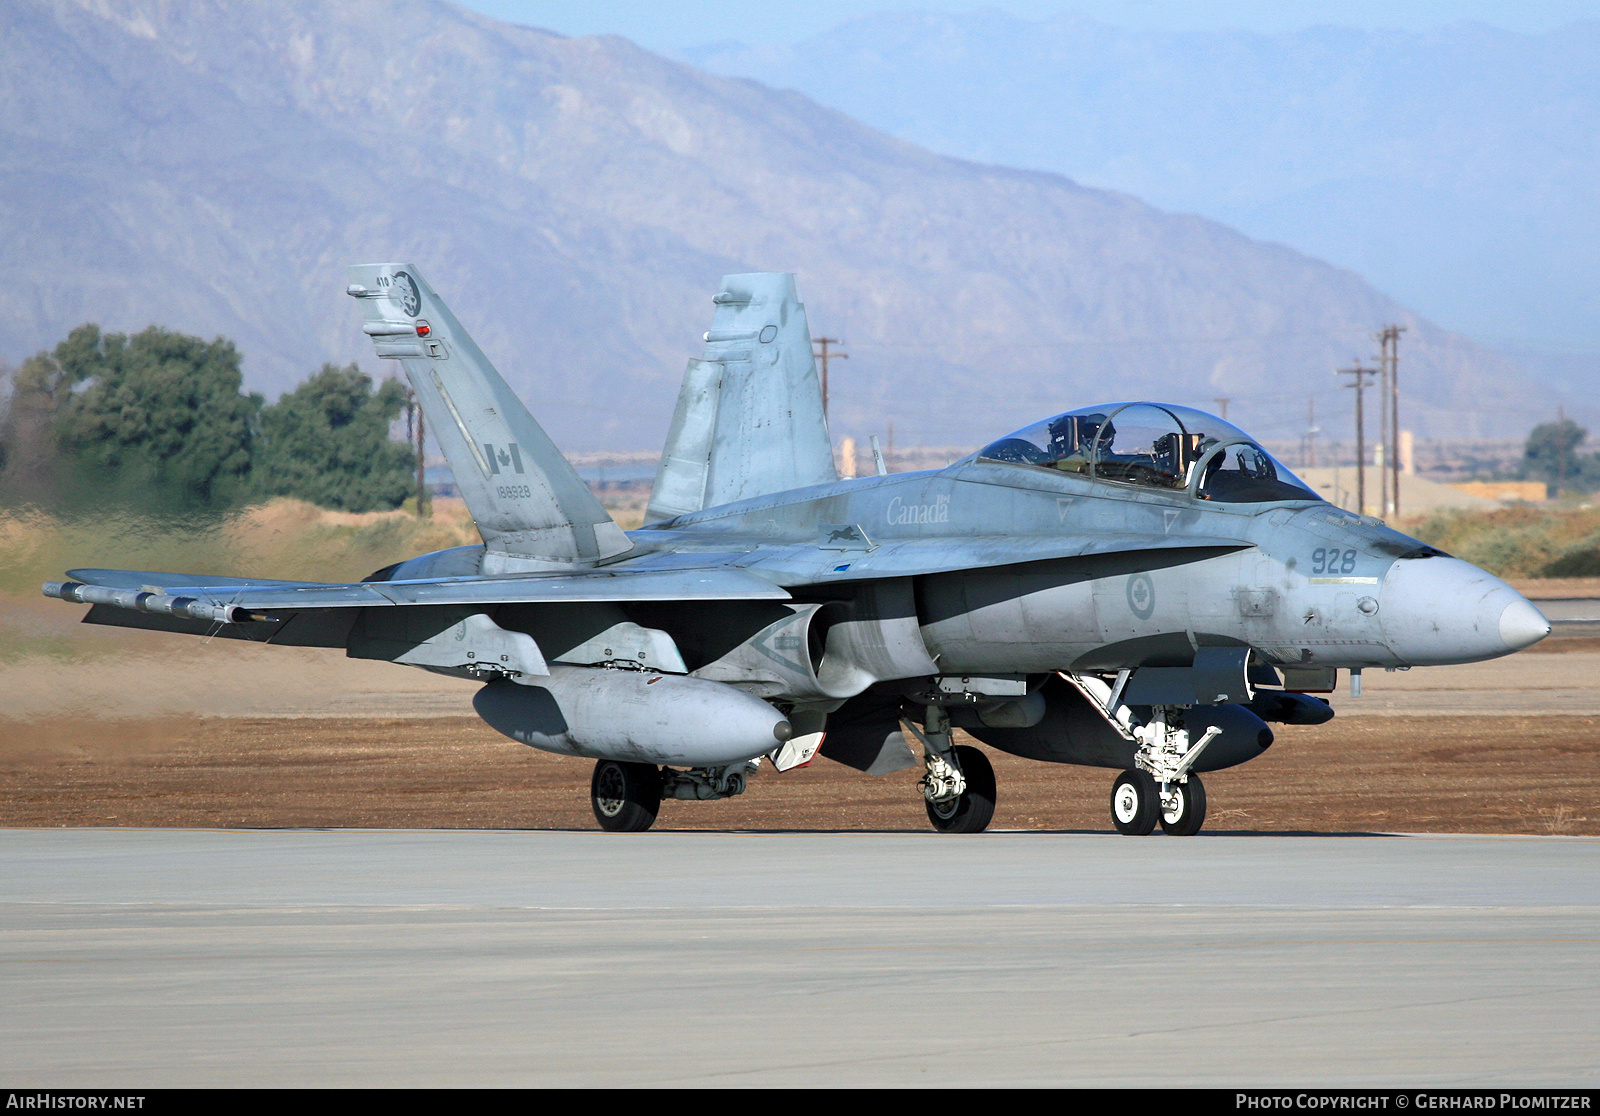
[611, 456, 1545, 676]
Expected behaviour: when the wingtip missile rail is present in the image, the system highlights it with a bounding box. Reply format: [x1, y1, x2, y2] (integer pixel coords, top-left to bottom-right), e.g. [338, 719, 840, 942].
[43, 581, 273, 626]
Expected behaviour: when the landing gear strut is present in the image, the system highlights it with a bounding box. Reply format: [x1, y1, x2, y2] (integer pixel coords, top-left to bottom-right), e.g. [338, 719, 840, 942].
[1062, 675, 1234, 837]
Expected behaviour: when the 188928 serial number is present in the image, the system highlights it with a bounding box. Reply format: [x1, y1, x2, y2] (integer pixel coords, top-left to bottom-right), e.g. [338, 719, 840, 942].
[497, 485, 531, 499]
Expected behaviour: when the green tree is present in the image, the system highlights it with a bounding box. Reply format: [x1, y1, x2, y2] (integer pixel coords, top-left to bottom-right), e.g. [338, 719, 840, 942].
[0, 352, 72, 500]
[2, 324, 260, 513]
[252, 363, 414, 512]
[1522, 418, 1600, 496]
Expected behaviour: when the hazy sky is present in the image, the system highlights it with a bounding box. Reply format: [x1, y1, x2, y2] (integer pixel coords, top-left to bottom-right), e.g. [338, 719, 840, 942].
[461, 1, 1600, 48]
[452, 0, 1600, 365]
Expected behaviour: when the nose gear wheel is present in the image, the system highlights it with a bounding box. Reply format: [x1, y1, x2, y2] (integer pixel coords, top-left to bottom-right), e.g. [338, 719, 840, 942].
[1110, 769, 1159, 835]
[1159, 774, 1207, 836]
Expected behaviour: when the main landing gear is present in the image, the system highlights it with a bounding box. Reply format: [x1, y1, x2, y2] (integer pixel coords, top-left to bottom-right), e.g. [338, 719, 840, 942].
[589, 759, 759, 832]
[906, 705, 996, 834]
[590, 759, 661, 832]
[926, 745, 996, 833]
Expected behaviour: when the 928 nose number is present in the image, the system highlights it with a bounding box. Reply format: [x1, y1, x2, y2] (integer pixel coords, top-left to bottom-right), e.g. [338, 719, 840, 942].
[1311, 548, 1358, 575]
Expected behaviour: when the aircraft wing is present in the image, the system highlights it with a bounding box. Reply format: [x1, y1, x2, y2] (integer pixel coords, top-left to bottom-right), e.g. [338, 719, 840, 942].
[624, 531, 1253, 586]
[56, 565, 791, 611]
[51, 562, 792, 654]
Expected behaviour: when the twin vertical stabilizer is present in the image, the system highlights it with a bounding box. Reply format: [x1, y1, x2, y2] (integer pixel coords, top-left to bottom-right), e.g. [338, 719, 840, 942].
[646, 273, 837, 523]
[347, 264, 632, 566]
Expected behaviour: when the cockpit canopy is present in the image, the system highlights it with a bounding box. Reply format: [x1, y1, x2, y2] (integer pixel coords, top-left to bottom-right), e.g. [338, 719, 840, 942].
[977, 402, 1319, 503]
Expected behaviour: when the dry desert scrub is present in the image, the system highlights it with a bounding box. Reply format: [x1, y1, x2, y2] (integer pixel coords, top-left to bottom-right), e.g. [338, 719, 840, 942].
[1405, 504, 1600, 578]
[0, 497, 481, 593]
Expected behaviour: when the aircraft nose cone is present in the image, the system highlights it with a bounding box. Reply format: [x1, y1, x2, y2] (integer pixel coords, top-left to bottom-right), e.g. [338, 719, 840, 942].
[1499, 598, 1551, 651]
[1379, 556, 1547, 665]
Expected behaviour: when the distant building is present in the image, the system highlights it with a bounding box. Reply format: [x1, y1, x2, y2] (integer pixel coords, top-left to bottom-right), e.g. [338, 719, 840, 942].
[1446, 481, 1549, 504]
[1294, 467, 1497, 518]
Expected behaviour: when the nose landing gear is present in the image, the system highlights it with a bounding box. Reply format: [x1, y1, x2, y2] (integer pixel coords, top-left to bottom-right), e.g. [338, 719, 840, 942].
[1109, 769, 1208, 836]
[1108, 702, 1220, 836]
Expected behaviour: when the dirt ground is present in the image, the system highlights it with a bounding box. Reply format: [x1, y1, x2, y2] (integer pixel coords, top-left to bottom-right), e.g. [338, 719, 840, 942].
[0, 711, 1594, 835]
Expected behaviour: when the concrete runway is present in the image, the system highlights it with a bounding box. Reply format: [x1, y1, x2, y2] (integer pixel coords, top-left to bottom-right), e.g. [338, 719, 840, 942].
[2, 829, 1597, 1087]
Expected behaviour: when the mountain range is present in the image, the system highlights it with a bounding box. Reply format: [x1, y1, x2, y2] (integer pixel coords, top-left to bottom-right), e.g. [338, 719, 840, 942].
[0, 0, 1572, 451]
[685, 10, 1600, 357]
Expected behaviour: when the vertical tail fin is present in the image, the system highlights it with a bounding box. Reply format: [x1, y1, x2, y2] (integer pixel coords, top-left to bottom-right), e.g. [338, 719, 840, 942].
[646, 273, 837, 523]
[347, 264, 631, 565]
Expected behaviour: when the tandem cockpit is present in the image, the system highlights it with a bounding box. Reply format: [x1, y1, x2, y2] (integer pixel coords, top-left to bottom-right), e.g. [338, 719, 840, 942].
[975, 402, 1321, 504]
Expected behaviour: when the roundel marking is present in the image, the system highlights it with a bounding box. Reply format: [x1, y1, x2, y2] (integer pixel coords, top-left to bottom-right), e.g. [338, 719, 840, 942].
[1126, 573, 1155, 619]
[392, 271, 421, 318]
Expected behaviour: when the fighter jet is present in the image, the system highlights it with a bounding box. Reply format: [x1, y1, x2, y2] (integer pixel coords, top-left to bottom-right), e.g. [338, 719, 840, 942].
[44, 265, 1552, 834]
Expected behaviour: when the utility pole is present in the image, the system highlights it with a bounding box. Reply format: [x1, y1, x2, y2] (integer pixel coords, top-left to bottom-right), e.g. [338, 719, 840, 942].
[417, 405, 429, 518]
[1339, 362, 1377, 515]
[1375, 324, 1406, 519]
[1557, 405, 1569, 497]
[1214, 396, 1231, 421]
[405, 386, 429, 518]
[812, 337, 847, 419]
[1375, 337, 1391, 517]
[412, 386, 432, 518]
[1304, 397, 1318, 469]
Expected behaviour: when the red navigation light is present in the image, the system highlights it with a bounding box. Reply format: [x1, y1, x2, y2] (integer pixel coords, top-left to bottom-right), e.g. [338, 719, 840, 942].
[415, 320, 431, 336]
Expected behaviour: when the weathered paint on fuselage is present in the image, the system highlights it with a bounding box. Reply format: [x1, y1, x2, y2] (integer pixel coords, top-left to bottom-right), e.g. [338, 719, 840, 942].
[618, 455, 1543, 675]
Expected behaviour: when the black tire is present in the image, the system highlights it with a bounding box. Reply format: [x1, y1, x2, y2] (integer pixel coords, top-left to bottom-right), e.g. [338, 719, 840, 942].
[1159, 774, 1207, 836]
[590, 760, 662, 832]
[1110, 769, 1158, 835]
[925, 745, 997, 834]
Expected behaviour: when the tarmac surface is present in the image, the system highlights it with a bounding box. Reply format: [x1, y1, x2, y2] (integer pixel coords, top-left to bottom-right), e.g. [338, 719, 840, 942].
[2, 828, 1597, 1087]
